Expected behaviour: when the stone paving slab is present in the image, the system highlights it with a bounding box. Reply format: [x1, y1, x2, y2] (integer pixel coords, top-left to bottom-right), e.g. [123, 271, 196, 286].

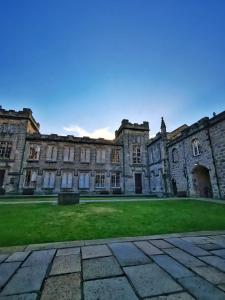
[1, 266, 47, 296]
[0, 293, 37, 300]
[200, 255, 225, 272]
[6, 252, 30, 263]
[134, 241, 162, 255]
[109, 242, 151, 266]
[164, 247, 206, 267]
[165, 237, 210, 256]
[0, 262, 21, 289]
[145, 292, 195, 299]
[82, 245, 111, 259]
[0, 246, 26, 256]
[22, 249, 55, 267]
[2, 231, 225, 299]
[41, 273, 81, 300]
[211, 249, 225, 258]
[50, 254, 81, 275]
[151, 255, 193, 279]
[83, 256, 123, 280]
[56, 247, 80, 256]
[178, 275, 225, 300]
[25, 240, 84, 251]
[0, 255, 8, 264]
[124, 263, 183, 298]
[83, 276, 138, 300]
[150, 239, 175, 249]
[191, 265, 225, 285]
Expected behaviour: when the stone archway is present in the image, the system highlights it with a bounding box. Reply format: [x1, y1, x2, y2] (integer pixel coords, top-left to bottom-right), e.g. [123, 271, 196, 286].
[192, 165, 213, 198]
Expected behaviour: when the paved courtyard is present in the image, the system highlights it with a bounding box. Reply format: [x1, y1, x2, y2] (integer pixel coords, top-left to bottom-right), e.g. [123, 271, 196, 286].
[1, 231, 225, 299]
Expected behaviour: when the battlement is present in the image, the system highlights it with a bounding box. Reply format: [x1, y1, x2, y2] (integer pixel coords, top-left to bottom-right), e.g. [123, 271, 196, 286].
[0, 106, 40, 132]
[115, 119, 149, 137]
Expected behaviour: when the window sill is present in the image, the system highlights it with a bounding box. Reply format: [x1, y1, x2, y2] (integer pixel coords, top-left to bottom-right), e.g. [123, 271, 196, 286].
[45, 160, 57, 163]
[27, 159, 39, 162]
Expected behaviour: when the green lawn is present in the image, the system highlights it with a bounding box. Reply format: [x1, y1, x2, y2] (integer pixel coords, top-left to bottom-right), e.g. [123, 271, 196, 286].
[0, 200, 225, 247]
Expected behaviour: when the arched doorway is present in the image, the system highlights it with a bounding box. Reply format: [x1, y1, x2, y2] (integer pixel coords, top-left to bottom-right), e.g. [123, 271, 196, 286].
[192, 165, 212, 198]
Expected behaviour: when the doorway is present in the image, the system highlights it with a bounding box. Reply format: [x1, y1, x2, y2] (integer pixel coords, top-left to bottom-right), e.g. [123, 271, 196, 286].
[135, 173, 142, 194]
[192, 165, 212, 198]
[172, 179, 177, 196]
[0, 170, 5, 187]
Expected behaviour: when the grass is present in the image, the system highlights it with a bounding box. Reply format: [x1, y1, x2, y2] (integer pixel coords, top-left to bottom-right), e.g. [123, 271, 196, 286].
[0, 200, 225, 247]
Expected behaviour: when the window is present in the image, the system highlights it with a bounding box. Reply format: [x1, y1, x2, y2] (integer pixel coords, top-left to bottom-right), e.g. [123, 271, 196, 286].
[0, 141, 12, 159]
[63, 146, 74, 162]
[96, 149, 106, 163]
[46, 145, 57, 161]
[95, 172, 105, 188]
[79, 173, 90, 189]
[61, 172, 73, 188]
[43, 171, 55, 188]
[80, 148, 90, 163]
[24, 169, 37, 188]
[132, 145, 141, 164]
[172, 148, 179, 163]
[28, 144, 41, 160]
[111, 172, 120, 188]
[192, 139, 200, 156]
[112, 148, 120, 163]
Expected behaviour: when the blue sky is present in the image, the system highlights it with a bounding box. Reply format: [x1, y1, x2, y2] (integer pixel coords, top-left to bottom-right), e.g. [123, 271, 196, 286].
[0, 0, 225, 138]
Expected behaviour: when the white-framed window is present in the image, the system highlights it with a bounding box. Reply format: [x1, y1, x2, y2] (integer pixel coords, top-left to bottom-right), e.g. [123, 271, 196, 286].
[46, 145, 57, 161]
[61, 172, 73, 189]
[79, 173, 90, 189]
[112, 148, 120, 163]
[172, 148, 179, 163]
[24, 169, 37, 188]
[63, 146, 74, 162]
[0, 141, 12, 159]
[192, 139, 200, 156]
[111, 172, 120, 188]
[95, 172, 105, 188]
[132, 145, 141, 164]
[28, 144, 41, 161]
[96, 149, 106, 163]
[43, 171, 55, 188]
[80, 148, 90, 163]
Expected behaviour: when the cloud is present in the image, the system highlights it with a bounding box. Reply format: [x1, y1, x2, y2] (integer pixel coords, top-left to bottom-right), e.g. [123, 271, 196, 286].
[63, 125, 115, 140]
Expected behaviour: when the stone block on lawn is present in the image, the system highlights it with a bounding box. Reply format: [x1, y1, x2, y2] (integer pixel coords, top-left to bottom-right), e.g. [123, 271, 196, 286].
[41, 273, 81, 300]
[134, 241, 162, 256]
[165, 238, 209, 256]
[83, 256, 123, 280]
[58, 192, 80, 205]
[109, 242, 150, 266]
[1, 266, 47, 295]
[0, 293, 37, 300]
[0, 262, 20, 289]
[178, 275, 225, 300]
[124, 263, 182, 298]
[83, 276, 138, 300]
[191, 265, 225, 285]
[164, 248, 206, 267]
[152, 255, 193, 279]
[6, 251, 30, 262]
[81, 245, 111, 259]
[22, 249, 55, 267]
[50, 254, 81, 275]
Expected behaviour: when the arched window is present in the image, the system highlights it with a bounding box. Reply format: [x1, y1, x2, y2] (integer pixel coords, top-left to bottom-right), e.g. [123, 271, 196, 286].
[172, 148, 179, 163]
[192, 139, 200, 156]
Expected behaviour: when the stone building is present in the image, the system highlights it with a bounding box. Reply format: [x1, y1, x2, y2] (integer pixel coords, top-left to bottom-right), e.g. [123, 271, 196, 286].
[0, 106, 225, 199]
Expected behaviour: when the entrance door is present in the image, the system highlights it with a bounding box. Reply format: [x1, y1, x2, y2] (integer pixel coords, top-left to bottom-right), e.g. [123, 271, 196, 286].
[135, 173, 142, 194]
[0, 170, 5, 187]
[192, 165, 212, 198]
